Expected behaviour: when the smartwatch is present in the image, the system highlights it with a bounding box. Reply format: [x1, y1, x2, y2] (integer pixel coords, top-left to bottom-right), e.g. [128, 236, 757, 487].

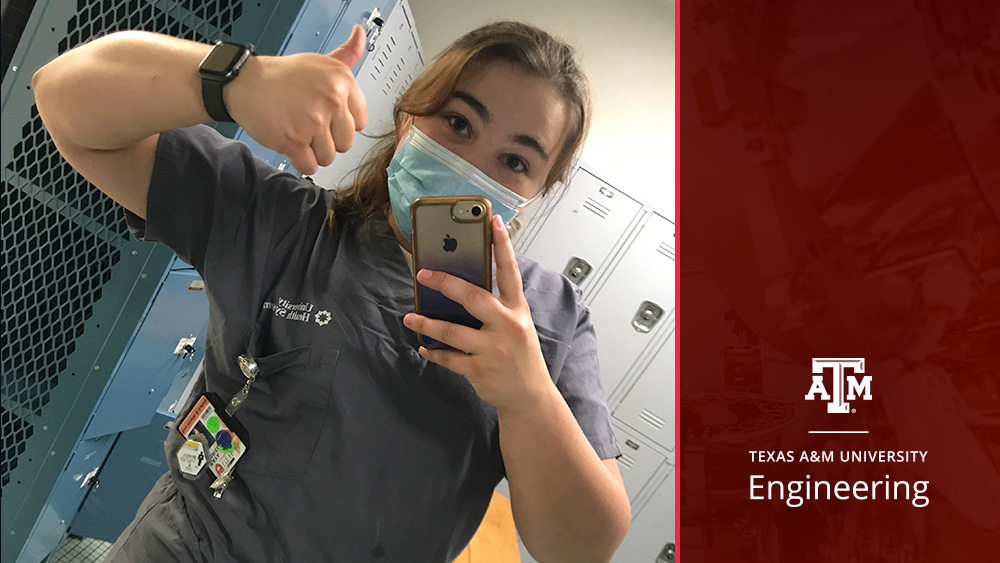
[198, 41, 255, 122]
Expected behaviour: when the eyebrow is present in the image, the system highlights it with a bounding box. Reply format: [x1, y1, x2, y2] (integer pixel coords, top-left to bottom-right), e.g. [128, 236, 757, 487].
[510, 134, 549, 162]
[453, 91, 491, 123]
[451, 91, 550, 162]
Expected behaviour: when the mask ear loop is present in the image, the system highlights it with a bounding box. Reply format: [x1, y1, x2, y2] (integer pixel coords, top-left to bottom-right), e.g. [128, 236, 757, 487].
[392, 114, 416, 155]
[507, 190, 544, 240]
[507, 195, 537, 240]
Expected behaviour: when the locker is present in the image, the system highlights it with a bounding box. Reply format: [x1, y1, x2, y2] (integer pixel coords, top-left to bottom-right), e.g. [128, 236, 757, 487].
[519, 168, 643, 291]
[614, 423, 668, 504]
[82, 269, 209, 440]
[511, 174, 570, 252]
[276, 0, 347, 56]
[311, 0, 425, 189]
[588, 213, 675, 398]
[614, 329, 675, 450]
[613, 471, 675, 563]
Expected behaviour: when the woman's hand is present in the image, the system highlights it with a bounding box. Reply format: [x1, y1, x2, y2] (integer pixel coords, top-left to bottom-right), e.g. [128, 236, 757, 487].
[403, 215, 555, 413]
[226, 25, 369, 175]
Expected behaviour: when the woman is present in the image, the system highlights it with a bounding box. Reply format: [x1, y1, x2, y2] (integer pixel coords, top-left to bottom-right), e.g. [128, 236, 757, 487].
[33, 20, 630, 562]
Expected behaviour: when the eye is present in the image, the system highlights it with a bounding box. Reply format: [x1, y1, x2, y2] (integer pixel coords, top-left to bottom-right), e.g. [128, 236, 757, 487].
[502, 154, 528, 174]
[446, 114, 471, 138]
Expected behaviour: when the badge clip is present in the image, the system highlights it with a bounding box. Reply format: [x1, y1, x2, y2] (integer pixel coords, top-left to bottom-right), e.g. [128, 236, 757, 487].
[211, 472, 234, 498]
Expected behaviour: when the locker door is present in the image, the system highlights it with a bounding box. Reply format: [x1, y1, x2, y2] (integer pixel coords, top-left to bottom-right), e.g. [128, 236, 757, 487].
[588, 213, 674, 397]
[277, 0, 346, 55]
[511, 177, 565, 252]
[614, 330, 675, 450]
[519, 168, 643, 290]
[82, 268, 209, 440]
[613, 471, 675, 563]
[614, 424, 667, 503]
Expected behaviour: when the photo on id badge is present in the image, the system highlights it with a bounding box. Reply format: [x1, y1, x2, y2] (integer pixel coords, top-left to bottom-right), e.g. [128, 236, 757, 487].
[411, 196, 493, 349]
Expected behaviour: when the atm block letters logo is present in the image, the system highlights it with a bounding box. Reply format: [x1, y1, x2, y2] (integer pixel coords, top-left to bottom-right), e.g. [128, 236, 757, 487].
[805, 358, 870, 413]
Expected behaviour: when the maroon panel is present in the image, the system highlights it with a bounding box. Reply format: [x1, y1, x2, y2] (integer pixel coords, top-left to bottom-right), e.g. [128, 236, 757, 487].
[677, 0, 1000, 561]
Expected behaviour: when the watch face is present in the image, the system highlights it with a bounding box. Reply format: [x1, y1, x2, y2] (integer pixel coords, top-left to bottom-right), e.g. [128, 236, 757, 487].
[201, 42, 246, 77]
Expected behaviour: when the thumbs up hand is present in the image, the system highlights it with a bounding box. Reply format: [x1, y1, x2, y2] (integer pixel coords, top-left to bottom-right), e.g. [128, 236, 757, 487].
[226, 25, 369, 175]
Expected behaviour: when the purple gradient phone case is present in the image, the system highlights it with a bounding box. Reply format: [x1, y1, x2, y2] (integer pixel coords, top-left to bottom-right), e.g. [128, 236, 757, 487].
[411, 196, 493, 349]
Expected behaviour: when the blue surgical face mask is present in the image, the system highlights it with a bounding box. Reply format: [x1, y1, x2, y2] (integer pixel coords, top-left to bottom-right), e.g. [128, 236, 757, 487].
[386, 126, 532, 241]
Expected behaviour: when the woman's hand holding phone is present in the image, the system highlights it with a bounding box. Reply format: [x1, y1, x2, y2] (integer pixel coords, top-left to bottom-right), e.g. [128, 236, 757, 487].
[404, 215, 555, 413]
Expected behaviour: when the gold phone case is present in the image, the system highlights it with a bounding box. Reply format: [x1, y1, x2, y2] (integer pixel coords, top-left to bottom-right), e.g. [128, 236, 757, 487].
[411, 196, 493, 349]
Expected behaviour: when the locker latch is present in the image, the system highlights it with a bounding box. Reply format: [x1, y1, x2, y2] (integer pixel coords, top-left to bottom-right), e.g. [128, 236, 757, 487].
[366, 8, 384, 52]
[632, 301, 664, 333]
[657, 542, 675, 562]
[562, 257, 593, 285]
[174, 335, 197, 360]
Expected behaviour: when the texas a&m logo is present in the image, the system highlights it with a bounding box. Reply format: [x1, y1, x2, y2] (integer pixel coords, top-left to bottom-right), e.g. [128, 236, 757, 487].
[805, 358, 871, 413]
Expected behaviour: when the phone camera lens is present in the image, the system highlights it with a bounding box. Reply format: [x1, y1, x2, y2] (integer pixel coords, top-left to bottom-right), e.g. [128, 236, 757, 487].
[471, 206, 482, 216]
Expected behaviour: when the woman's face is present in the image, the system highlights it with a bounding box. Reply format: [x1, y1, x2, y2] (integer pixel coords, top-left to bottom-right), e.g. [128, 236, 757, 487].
[402, 60, 570, 201]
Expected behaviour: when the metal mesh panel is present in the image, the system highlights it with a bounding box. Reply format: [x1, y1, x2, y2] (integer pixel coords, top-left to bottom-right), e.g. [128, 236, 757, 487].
[0, 407, 34, 486]
[57, 0, 244, 54]
[12, 107, 131, 240]
[1, 179, 117, 487]
[51, 535, 112, 562]
[1, 0, 248, 490]
[1, 0, 39, 80]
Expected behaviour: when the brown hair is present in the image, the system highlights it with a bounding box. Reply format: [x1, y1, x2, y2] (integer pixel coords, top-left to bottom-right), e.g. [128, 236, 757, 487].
[331, 20, 592, 224]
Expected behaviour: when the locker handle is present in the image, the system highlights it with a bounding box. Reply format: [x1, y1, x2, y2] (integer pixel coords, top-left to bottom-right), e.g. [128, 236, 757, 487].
[657, 542, 675, 562]
[632, 301, 664, 333]
[562, 257, 593, 285]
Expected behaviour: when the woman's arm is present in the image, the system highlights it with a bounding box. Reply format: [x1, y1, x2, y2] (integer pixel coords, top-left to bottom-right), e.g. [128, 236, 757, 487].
[498, 384, 631, 562]
[32, 27, 367, 218]
[32, 31, 217, 152]
[31, 30, 217, 217]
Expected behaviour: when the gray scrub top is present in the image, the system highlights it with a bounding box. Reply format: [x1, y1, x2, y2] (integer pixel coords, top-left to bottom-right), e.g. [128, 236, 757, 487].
[110, 125, 620, 562]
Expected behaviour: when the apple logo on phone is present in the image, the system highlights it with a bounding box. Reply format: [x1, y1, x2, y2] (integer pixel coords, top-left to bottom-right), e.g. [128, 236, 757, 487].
[443, 234, 457, 252]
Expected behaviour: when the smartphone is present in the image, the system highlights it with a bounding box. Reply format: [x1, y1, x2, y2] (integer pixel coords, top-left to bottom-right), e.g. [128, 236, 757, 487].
[411, 196, 493, 349]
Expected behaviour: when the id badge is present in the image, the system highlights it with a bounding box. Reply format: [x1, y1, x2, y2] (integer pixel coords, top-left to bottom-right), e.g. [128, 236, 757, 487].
[176, 393, 249, 482]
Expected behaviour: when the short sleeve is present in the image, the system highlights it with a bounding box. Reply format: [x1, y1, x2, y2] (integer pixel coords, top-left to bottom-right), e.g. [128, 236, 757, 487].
[123, 124, 324, 275]
[555, 299, 622, 460]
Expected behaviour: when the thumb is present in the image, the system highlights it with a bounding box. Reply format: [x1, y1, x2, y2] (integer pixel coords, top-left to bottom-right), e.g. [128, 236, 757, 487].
[328, 24, 366, 69]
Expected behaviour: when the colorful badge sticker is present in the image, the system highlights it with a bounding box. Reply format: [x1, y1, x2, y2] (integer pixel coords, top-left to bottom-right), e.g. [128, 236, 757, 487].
[177, 395, 246, 479]
[176, 439, 207, 479]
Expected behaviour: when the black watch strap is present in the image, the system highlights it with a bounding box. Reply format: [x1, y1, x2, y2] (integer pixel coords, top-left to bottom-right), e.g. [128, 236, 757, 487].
[202, 78, 232, 122]
[199, 41, 254, 123]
